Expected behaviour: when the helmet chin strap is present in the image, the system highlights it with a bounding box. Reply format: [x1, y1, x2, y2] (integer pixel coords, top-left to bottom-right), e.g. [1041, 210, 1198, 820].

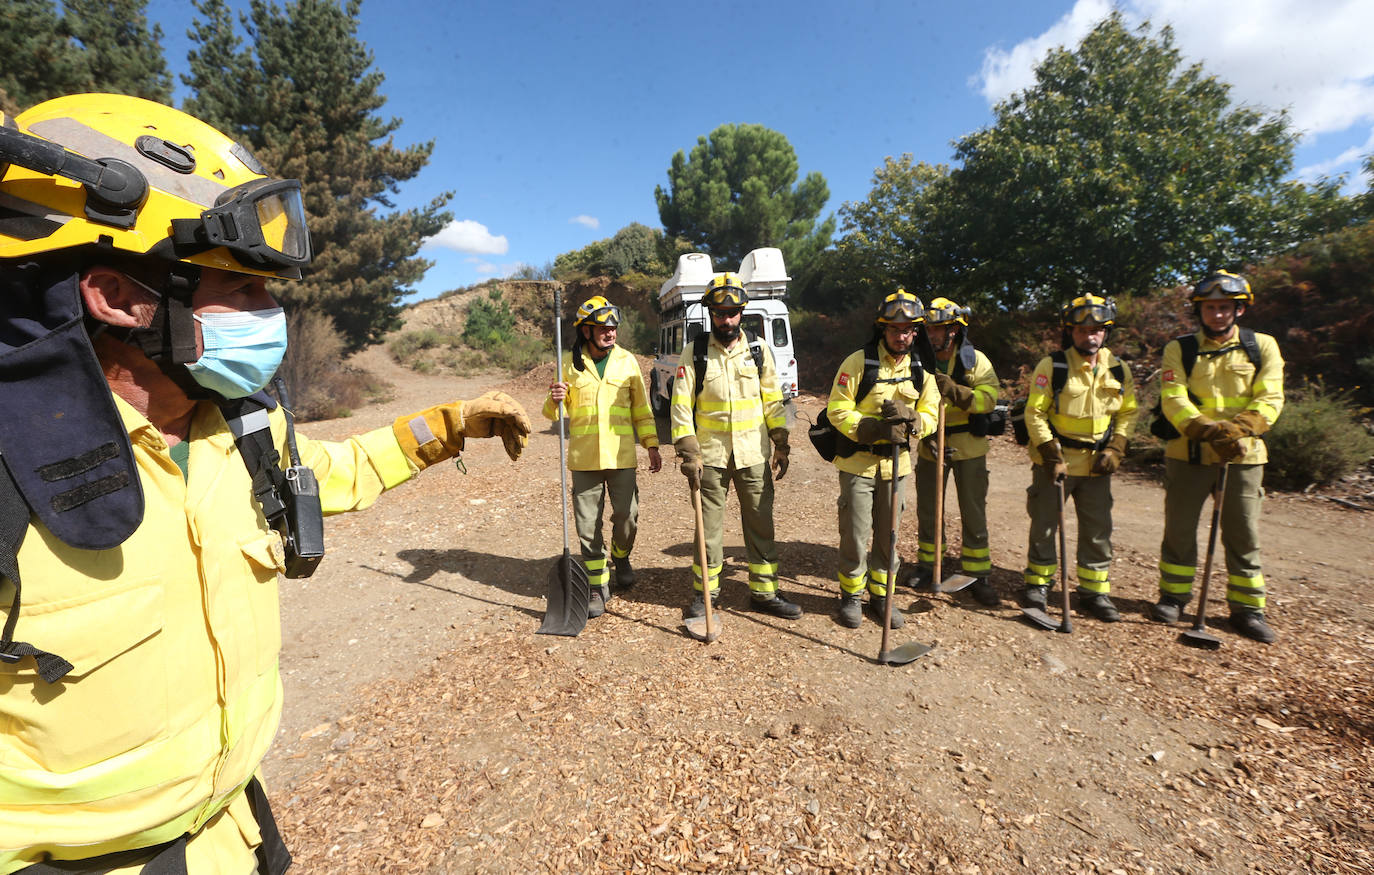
[117, 263, 215, 398]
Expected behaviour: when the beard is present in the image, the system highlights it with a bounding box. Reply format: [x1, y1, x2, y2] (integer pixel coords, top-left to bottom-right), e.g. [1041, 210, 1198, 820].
[711, 322, 740, 344]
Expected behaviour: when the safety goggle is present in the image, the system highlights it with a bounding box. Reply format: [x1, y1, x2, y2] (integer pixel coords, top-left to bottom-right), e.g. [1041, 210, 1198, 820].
[877, 296, 923, 323]
[1194, 275, 1248, 298]
[925, 304, 969, 325]
[581, 304, 621, 327]
[705, 286, 746, 308]
[172, 178, 311, 271]
[1064, 301, 1116, 326]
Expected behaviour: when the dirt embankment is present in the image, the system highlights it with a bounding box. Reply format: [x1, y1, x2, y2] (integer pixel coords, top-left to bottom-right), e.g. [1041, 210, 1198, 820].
[265, 346, 1373, 874]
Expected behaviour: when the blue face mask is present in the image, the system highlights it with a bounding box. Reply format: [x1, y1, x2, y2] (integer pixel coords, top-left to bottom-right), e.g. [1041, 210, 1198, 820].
[185, 308, 289, 399]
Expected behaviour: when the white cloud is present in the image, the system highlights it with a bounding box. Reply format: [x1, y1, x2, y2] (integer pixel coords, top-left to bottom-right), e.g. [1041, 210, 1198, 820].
[466, 256, 525, 278]
[1298, 129, 1374, 181]
[570, 214, 600, 229]
[975, 1, 1374, 139]
[422, 219, 508, 255]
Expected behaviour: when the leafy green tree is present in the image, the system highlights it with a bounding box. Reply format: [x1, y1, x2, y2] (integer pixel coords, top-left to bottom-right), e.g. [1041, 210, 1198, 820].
[553, 222, 677, 280]
[655, 123, 834, 278]
[183, 0, 451, 351]
[61, 0, 172, 102]
[0, 0, 89, 111]
[942, 13, 1351, 310]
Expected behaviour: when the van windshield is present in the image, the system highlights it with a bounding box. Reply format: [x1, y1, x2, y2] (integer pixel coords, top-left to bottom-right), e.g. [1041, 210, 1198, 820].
[742, 313, 765, 341]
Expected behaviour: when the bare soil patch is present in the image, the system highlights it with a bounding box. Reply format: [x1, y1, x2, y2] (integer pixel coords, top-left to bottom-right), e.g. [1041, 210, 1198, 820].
[266, 349, 1374, 873]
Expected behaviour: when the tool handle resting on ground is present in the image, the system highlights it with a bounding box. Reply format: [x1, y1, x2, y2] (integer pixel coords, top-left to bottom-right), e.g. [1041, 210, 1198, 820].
[1057, 477, 1072, 634]
[1181, 464, 1228, 649]
[684, 482, 721, 643]
[878, 438, 932, 665]
[932, 403, 945, 587]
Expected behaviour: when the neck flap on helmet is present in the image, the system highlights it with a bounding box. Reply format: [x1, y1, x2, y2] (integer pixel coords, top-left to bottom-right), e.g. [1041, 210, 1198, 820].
[0, 262, 144, 550]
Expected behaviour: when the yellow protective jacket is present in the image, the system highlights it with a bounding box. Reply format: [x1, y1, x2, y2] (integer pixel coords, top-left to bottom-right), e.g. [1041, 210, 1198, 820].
[541, 346, 657, 470]
[1025, 347, 1138, 478]
[917, 347, 999, 462]
[0, 394, 413, 874]
[669, 334, 786, 469]
[1160, 329, 1284, 465]
[826, 346, 939, 480]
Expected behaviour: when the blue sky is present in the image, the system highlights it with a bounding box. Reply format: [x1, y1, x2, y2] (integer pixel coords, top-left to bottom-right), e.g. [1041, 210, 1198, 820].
[144, 0, 1374, 301]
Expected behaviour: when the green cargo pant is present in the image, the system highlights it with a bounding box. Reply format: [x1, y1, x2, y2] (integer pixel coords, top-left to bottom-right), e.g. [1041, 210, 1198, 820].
[1158, 459, 1266, 612]
[572, 468, 639, 590]
[915, 454, 990, 578]
[836, 469, 908, 597]
[694, 459, 778, 596]
[1024, 467, 1114, 595]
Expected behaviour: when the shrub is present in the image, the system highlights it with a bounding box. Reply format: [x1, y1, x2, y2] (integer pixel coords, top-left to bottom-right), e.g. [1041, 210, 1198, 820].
[463, 288, 516, 348]
[616, 307, 657, 356]
[279, 310, 379, 422]
[1264, 381, 1374, 490]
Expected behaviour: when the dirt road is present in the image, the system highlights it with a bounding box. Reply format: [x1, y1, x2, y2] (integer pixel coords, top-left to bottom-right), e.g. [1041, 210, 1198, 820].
[266, 349, 1373, 873]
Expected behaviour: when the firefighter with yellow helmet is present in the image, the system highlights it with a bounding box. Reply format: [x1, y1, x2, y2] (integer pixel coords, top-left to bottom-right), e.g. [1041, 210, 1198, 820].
[825, 290, 939, 628]
[0, 94, 530, 873]
[544, 295, 661, 617]
[1021, 293, 1137, 622]
[910, 296, 1002, 606]
[671, 272, 800, 620]
[1152, 271, 1285, 643]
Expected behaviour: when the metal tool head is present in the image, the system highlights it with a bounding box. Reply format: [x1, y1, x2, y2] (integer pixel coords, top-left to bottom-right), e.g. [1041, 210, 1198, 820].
[878, 641, 933, 665]
[1180, 626, 1222, 650]
[683, 614, 723, 643]
[937, 573, 978, 594]
[537, 551, 590, 637]
[1020, 605, 1059, 631]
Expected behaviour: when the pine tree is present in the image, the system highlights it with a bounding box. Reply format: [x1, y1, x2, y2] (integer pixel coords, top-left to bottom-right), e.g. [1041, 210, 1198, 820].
[60, 0, 172, 102]
[0, 0, 90, 112]
[184, 0, 451, 350]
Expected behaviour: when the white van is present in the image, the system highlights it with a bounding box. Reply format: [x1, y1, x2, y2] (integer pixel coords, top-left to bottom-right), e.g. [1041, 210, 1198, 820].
[649, 247, 799, 418]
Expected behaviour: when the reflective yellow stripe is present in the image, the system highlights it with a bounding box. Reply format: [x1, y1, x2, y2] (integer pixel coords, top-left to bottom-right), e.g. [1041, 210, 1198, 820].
[748, 561, 778, 578]
[1160, 579, 1193, 595]
[691, 563, 722, 589]
[698, 414, 765, 432]
[1077, 566, 1109, 593]
[1024, 563, 1055, 587]
[1159, 561, 1195, 578]
[698, 398, 764, 414]
[838, 570, 866, 594]
[1049, 412, 1112, 437]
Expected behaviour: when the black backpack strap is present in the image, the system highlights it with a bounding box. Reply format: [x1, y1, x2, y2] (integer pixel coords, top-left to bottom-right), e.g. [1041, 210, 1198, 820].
[951, 338, 976, 384]
[0, 458, 74, 683]
[220, 393, 288, 527]
[855, 340, 883, 402]
[1109, 362, 1125, 391]
[691, 333, 709, 404]
[1049, 350, 1069, 413]
[744, 329, 764, 374]
[1238, 327, 1262, 368]
[1177, 333, 1200, 377]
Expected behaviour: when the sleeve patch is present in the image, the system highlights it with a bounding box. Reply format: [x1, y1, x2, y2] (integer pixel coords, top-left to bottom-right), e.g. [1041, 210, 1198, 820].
[837, 372, 850, 388]
[1034, 373, 1048, 388]
[676, 365, 686, 379]
[1162, 369, 1175, 383]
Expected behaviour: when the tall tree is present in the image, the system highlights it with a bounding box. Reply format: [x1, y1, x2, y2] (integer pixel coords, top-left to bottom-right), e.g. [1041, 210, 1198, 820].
[655, 123, 834, 278]
[0, 1, 87, 112]
[941, 13, 1342, 310]
[60, 0, 172, 102]
[183, 0, 451, 350]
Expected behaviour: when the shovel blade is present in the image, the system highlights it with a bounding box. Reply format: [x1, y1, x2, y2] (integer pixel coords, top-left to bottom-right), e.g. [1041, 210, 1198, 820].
[683, 614, 722, 642]
[937, 574, 978, 594]
[1179, 627, 1222, 650]
[1020, 606, 1059, 631]
[879, 641, 933, 665]
[537, 552, 590, 637]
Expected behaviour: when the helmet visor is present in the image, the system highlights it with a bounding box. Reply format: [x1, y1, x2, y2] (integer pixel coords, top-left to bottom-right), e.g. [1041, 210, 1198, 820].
[1065, 302, 1115, 326]
[705, 286, 746, 308]
[1195, 274, 1249, 299]
[202, 178, 311, 270]
[878, 296, 923, 323]
[583, 304, 621, 327]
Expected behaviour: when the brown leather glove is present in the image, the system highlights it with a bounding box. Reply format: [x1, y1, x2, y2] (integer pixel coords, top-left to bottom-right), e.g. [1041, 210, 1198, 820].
[1182, 417, 1245, 443]
[769, 427, 790, 480]
[855, 417, 885, 444]
[1036, 439, 1067, 482]
[1212, 438, 1246, 462]
[1231, 410, 1270, 437]
[393, 392, 531, 468]
[881, 398, 915, 422]
[1090, 432, 1129, 475]
[676, 435, 703, 489]
[933, 373, 975, 410]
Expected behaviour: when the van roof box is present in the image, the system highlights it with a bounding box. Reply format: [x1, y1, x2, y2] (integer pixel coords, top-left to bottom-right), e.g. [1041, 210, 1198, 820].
[658, 247, 789, 309]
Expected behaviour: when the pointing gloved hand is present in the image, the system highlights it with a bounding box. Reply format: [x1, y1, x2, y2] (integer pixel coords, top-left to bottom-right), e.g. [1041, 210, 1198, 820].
[1036, 439, 1068, 482]
[393, 391, 531, 468]
[676, 435, 703, 489]
[769, 427, 790, 480]
[933, 373, 975, 410]
[1090, 432, 1129, 475]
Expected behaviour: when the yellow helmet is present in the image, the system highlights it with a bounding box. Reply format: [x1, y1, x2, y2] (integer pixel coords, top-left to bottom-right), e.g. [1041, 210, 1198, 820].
[0, 93, 310, 278]
[1061, 293, 1116, 328]
[876, 289, 924, 325]
[703, 272, 748, 309]
[575, 295, 621, 327]
[925, 296, 970, 326]
[1191, 271, 1253, 306]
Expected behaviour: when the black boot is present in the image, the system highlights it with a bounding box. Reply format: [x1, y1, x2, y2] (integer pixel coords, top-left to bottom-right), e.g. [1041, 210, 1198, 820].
[1229, 611, 1276, 643]
[906, 564, 936, 593]
[1077, 592, 1120, 623]
[685, 590, 719, 620]
[612, 555, 636, 590]
[1150, 595, 1186, 624]
[750, 592, 803, 620]
[1022, 585, 1048, 610]
[588, 584, 608, 619]
[836, 592, 863, 628]
[969, 577, 1000, 607]
[865, 594, 905, 629]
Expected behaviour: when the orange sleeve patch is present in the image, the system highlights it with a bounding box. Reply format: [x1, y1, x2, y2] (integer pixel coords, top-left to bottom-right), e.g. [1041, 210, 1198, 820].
[1034, 373, 1048, 388]
[1162, 369, 1175, 383]
[676, 365, 686, 379]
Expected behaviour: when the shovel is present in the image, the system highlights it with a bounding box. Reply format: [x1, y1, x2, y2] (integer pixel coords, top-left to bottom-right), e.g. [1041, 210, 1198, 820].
[932, 403, 977, 594]
[683, 480, 722, 643]
[878, 441, 933, 665]
[537, 287, 590, 637]
[1180, 464, 1228, 650]
[1022, 476, 1072, 633]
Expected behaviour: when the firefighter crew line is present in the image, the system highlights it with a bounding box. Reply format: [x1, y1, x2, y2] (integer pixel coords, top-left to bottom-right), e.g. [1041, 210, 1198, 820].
[548, 271, 1283, 647]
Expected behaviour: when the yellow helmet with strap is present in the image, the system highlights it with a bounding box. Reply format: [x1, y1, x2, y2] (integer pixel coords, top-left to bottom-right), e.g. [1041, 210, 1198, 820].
[1060, 293, 1117, 328]
[876, 289, 924, 324]
[575, 295, 621, 327]
[1191, 271, 1253, 305]
[0, 93, 310, 279]
[703, 272, 748, 308]
[925, 296, 970, 326]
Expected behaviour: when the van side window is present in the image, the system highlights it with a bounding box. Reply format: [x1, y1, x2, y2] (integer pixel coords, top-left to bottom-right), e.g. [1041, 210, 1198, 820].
[741, 314, 764, 340]
[683, 324, 698, 345]
[771, 317, 788, 347]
